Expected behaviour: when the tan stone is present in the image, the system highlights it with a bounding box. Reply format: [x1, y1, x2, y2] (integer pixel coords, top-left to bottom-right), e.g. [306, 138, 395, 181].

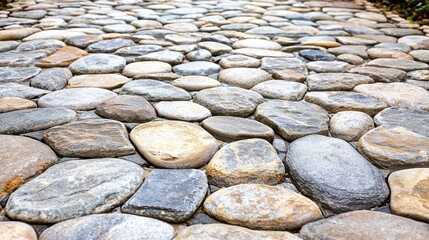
[367, 48, 413, 60]
[0, 135, 57, 201]
[358, 126, 429, 170]
[0, 28, 41, 40]
[36, 46, 88, 68]
[0, 222, 37, 240]
[204, 184, 323, 230]
[0, 97, 36, 113]
[122, 61, 172, 77]
[301, 41, 341, 48]
[176, 224, 302, 240]
[272, 69, 306, 82]
[67, 74, 130, 89]
[130, 121, 218, 168]
[389, 168, 429, 223]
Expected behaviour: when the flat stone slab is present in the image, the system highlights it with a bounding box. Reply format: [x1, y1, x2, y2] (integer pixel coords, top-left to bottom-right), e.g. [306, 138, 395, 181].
[39, 214, 174, 240]
[0, 97, 36, 113]
[30, 68, 72, 91]
[171, 75, 221, 91]
[204, 184, 323, 230]
[286, 135, 389, 213]
[251, 80, 307, 100]
[67, 74, 130, 90]
[305, 91, 388, 116]
[201, 116, 274, 142]
[367, 58, 429, 71]
[194, 87, 264, 117]
[0, 135, 57, 202]
[358, 126, 429, 170]
[307, 73, 374, 91]
[0, 107, 76, 134]
[69, 54, 126, 74]
[255, 100, 329, 141]
[354, 82, 429, 111]
[120, 80, 191, 101]
[176, 223, 301, 240]
[207, 139, 285, 187]
[173, 61, 221, 76]
[96, 95, 156, 123]
[300, 210, 429, 240]
[130, 121, 218, 168]
[0, 67, 41, 84]
[6, 159, 144, 223]
[374, 107, 429, 136]
[44, 119, 135, 158]
[389, 168, 429, 223]
[38, 88, 117, 111]
[0, 83, 50, 99]
[122, 169, 208, 222]
[218, 68, 271, 89]
[154, 101, 211, 121]
[0, 222, 37, 240]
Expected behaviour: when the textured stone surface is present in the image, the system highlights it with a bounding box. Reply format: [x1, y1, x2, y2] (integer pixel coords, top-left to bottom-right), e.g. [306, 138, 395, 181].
[307, 73, 374, 91]
[30, 68, 72, 91]
[0, 222, 37, 240]
[120, 80, 191, 101]
[218, 68, 271, 89]
[255, 100, 329, 141]
[67, 74, 130, 90]
[44, 119, 135, 158]
[130, 121, 218, 168]
[374, 107, 429, 136]
[204, 184, 323, 230]
[6, 159, 143, 223]
[96, 95, 156, 123]
[286, 135, 389, 213]
[122, 169, 208, 222]
[251, 80, 307, 101]
[39, 214, 174, 240]
[329, 111, 374, 142]
[69, 54, 126, 74]
[154, 101, 211, 121]
[207, 139, 285, 187]
[0, 97, 36, 113]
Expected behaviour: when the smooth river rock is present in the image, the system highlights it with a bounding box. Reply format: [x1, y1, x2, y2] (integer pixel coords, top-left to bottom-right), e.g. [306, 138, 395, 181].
[374, 107, 429, 136]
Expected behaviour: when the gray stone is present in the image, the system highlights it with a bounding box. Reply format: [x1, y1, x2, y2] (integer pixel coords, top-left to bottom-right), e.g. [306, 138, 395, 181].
[87, 38, 135, 53]
[120, 80, 191, 101]
[96, 95, 156, 123]
[0, 51, 47, 67]
[307, 73, 374, 91]
[30, 68, 72, 91]
[374, 107, 429, 136]
[0, 83, 50, 99]
[122, 169, 208, 223]
[219, 55, 260, 69]
[137, 50, 184, 65]
[261, 57, 306, 74]
[286, 135, 389, 213]
[17, 40, 66, 52]
[186, 49, 212, 61]
[251, 80, 307, 100]
[154, 101, 211, 122]
[306, 61, 351, 73]
[0, 107, 76, 134]
[299, 50, 336, 61]
[69, 54, 126, 74]
[39, 214, 174, 240]
[194, 87, 264, 117]
[0, 67, 41, 84]
[115, 45, 163, 56]
[5, 159, 143, 223]
[367, 59, 429, 71]
[255, 100, 329, 141]
[173, 61, 221, 76]
[329, 111, 374, 142]
[218, 68, 271, 89]
[349, 66, 406, 83]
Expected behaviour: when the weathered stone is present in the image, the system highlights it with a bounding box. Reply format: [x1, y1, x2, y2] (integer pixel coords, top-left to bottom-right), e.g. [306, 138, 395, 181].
[67, 74, 130, 90]
[207, 139, 285, 187]
[374, 107, 429, 136]
[218, 68, 271, 89]
[44, 119, 135, 158]
[5, 159, 143, 223]
[23, 30, 85, 41]
[154, 101, 211, 121]
[138, 51, 184, 65]
[307, 61, 350, 73]
[232, 39, 282, 50]
[87, 38, 135, 53]
[358, 126, 429, 170]
[38, 88, 117, 111]
[39, 214, 174, 240]
[176, 223, 301, 240]
[0, 83, 50, 99]
[255, 100, 329, 141]
[69, 54, 126, 74]
[329, 111, 374, 142]
[0, 135, 57, 202]
[36, 46, 88, 68]
[120, 80, 191, 101]
[261, 57, 306, 74]
[96, 95, 156, 123]
[219, 55, 260, 68]
[389, 168, 429, 223]
[349, 66, 406, 83]
[173, 61, 221, 76]
[198, 42, 232, 56]
[0, 28, 41, 40]
[299, 50, 336, 61]
[0, 51, 47, 67]
[286, 135, 389, 213]
[30, 68, 72, 91]
[367, 58, 429, 71]
[171, 76, 221, 91]
[122, 61, 172, 77]
[251, 80, 307, 100]
[204, 184, 323, 230]
[300, 210, 429, 240]
[305, 91, 388, 116]
[122, 169, 208, 222]
[0, 222, 37, 240]
[194, 87, 264, 117]
[0, 67, 41, 84]
[0, 107, 76, 134]
[0, 97, 36, 113]
[130, 121, 218, 168]
[231, 48, 293, 59]
[307, 73, 374, 91]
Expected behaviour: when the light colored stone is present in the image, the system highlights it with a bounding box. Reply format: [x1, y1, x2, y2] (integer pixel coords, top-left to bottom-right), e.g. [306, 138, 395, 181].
[0, 222, 37, 240]
[329, 111, 374, 142]
[154, 101, 211, 121]
[67, 74, 130, 89]
[0, 97, 36, 113]
[218, 68, 271, 89]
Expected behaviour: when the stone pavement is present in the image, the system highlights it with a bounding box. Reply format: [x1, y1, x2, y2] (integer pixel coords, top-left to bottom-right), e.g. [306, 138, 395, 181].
[0, 0, 429, 239]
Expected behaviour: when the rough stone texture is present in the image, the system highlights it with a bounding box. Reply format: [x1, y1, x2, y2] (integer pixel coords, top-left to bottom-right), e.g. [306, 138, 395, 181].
[39, 214, 174, 240]
[30, 68, 72, 91]
[0, 107, 76, 134]
[218, 68, 271, 89]
[0, 222, 37, 240]
[255, 100, 329, 141]
[120, 80, 191, 101]
[154, 101, 211, 121]
[176, 224, 301, 240]
[207, 139, 285, 187]
[0, 135, 57, 202]
[204, 184, 323, 230]
[67, 74, 130, 90]
[122, 169, 208, 222]
[96, 95, 156, 123]
[0, 83, 50, 99]
[171, 76, 221, 91]
[300, 210, 429, 240]
[36, 46, 88, 68]
[388, 168, 429, 223]
[286, 135, 389, 213]
[307, 73, 374, 91]
[130, 121, 218, 168]
[5, 159, 143, 223]
[251, 80, 307, 101]
[201, 116, 274, 142]
[44, 119, 135, 158]
[358, 126, 429, 170]
[329, 111, 374, 142]
[69, 54, 126, 74]
[0, 67, 41, 84]
[0, 97, 36, 113]
[374, 107, 429, 136]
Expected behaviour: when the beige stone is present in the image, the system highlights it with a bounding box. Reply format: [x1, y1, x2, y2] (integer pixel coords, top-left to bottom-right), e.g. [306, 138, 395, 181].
[0, 222, 37, 240]
[67, 74, 130, 89]
[0, 97, 36, 113]
[0, 28, 41, 40]
[122, 61, 172, 77]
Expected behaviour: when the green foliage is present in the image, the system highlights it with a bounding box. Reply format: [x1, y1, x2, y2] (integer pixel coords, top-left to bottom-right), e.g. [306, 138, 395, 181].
[0, 0, 12, 10]
[371, 0, 429, 23]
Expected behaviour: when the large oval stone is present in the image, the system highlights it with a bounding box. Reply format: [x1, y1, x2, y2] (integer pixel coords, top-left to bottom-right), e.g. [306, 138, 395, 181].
[69, 54, 126, 74]
[39, 214, 174, 240]
[374, 107, 429, 136]
[0, 135, 57, 202]
[0, 222, 37, 240]
[204, 184, 323, 230]
[218, 68, 271, 89]
[286, 135, 389, 213]
[176, 223, 301, 240]
[130, 121, 218, 168]
[38, 88, 117, 111]
[300, 210, 429, 240]
[6, 159, 144, 223]
[44, 119, 135, 158]
[120, 80, 191, 101]
[207, 139, 284, 187]
[255, 100, 329, 141]
[358, 126, 429, 170]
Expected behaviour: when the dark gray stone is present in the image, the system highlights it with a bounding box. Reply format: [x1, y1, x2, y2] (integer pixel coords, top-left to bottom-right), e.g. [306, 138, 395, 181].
[299, 50, 336, 61]
[122, 169, 208, 223]
[87, 38, 135, 53]
[30, 68, 72, 91]
[286, 135, 389, 213]
[173, 61, 221, 76]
